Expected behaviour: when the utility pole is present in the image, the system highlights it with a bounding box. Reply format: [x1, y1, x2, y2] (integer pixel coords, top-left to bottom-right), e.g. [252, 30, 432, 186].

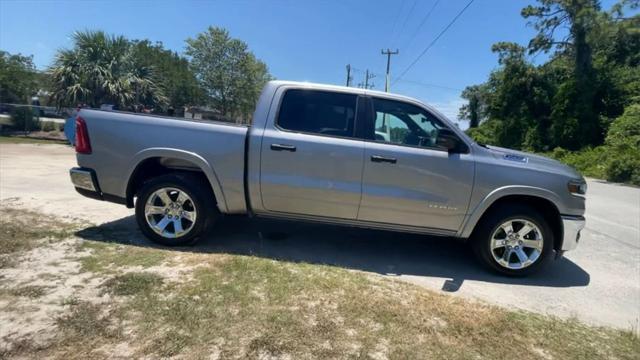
[345, 64, 353, 87]
[364, 70, 376, 89]
[381, 49, 399, 92]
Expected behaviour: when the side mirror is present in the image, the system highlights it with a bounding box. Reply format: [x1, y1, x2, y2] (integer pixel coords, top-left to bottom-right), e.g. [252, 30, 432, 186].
[436, 128, 466, 153]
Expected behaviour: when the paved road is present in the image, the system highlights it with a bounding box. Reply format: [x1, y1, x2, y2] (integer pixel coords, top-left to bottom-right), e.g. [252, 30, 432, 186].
[1, 143, 638, 329]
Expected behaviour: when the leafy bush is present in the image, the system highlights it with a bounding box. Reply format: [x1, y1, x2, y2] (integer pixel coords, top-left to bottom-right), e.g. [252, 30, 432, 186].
[550, 147, 568, 159]
[604, 153, 640, 185]
[547, 146, 608, 180]
[605, 104, 640, 148]
[546, 105, 640, 185]
[10, 107, 40, 132]
[40, 121, 57, 132]
[466, 119, 501, 145]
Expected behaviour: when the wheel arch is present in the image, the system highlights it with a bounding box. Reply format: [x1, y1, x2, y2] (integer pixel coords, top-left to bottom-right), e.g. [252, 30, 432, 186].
[460, 187, 564, 251]
[124, 148, 228, 213]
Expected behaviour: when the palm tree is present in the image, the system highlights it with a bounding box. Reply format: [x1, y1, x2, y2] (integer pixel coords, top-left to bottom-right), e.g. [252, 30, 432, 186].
[49, 31, 167, 109]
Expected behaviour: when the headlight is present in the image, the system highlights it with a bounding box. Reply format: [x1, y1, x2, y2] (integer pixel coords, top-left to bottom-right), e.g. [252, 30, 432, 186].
[568, 180, 587, 196]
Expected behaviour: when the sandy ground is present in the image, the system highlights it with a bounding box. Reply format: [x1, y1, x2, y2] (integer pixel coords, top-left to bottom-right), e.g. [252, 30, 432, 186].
[0, 237, 109, 350]
[1, 142, 639, 330]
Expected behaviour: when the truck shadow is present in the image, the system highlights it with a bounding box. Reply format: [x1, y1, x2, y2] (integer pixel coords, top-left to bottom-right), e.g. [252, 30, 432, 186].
[76, 214, 590, 289]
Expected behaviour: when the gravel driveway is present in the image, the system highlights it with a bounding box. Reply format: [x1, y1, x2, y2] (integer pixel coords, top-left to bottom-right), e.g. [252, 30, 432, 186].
[1, 142, 638, 329]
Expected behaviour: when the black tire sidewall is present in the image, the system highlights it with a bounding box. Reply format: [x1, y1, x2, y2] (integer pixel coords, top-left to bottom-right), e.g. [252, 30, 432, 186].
[135, 173, 216, 246]
[472, 204, 553, 276]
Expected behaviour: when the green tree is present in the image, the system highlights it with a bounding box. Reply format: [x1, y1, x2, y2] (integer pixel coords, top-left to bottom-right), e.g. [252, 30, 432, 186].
[458, 84, 487, 128]
[522, 0, 602, 148]
[462, 0, 639, 152]
[131, 40, 204, 114]
[186, 27, 271, 122]
[49, 31, 167, 109]
[0, 51, 38, 104]
[467, 42, 554, 150]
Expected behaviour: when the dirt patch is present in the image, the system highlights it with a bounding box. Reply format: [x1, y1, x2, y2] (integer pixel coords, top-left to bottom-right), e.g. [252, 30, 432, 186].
[1, 207, 638, 359]
[0, 237, 109, 355]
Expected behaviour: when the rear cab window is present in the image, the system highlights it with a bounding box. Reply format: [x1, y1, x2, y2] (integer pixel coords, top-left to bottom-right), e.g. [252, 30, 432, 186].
[277, 89, 358, 138]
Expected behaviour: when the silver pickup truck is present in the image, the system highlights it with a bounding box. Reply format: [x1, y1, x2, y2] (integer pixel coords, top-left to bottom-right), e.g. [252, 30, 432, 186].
[70, 80, 586, 276]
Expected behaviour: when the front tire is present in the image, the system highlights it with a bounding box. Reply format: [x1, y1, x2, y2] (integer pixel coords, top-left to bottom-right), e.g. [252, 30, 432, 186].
[471, 204, 553, 276]
[135, 173, 218, 246]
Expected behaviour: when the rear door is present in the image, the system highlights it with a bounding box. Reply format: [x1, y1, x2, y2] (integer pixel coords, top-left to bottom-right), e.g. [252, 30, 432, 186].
[259, 88, 365, 219]
[358, 96, 474, 232]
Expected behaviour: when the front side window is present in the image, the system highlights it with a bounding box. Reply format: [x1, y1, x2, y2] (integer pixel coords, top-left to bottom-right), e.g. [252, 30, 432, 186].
[277, 89, 357, 138]
[372, 97, 448, 149]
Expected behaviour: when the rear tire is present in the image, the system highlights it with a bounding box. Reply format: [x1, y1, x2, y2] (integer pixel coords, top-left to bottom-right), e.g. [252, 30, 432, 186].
[471, 204, 553, 276]
[135, 173, 218, 246]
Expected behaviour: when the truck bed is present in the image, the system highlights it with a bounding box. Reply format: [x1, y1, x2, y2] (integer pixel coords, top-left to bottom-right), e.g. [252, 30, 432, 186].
[76, 109, 249, 213]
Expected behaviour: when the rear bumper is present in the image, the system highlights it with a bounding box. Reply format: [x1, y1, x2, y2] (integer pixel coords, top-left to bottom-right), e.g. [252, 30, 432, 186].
[69, 167, 126, 205]
[561, 215, 585, 251]
[70, 167, 98, 192]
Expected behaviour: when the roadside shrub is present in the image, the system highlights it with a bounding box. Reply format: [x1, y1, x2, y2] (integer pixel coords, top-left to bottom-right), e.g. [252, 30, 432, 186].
[604, 153, 640, 185]
[547, 146, 608, 179]
[550, 147, 568, 159]
[523, 126, 546, 151]
[40, 121, 57, 132]
[466, 119, 501, 146]
[10, 107, 40, 132]
[605, 104, 640, 148]
[602, 105, 640, 185]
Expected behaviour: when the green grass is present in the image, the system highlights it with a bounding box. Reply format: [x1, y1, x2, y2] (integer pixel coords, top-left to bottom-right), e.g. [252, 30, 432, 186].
[55, 301, 122, 348]
[0, 134, 67, 145]
[0, 208, 75, 268]
[1, 285, 49, 299]
[78, 241, 167, 273]
[120, 256, 639, 359]
[2, 208, 639, 359]
[101, 272, 164, 296]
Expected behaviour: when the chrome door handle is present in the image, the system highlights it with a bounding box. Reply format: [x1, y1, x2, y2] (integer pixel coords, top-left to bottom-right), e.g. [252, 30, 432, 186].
[371, 155, 397, 164]
[270, 143, 297, 152]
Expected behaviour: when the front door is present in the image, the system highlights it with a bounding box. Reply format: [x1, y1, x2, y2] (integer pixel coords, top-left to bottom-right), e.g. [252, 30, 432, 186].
[259, 88, 365, 219]
[358, 96, 474, 231]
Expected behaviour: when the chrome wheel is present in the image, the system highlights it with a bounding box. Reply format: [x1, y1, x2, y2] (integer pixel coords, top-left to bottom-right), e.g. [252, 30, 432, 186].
[490, 219, 544, 270]
[144, 187, 197, 239]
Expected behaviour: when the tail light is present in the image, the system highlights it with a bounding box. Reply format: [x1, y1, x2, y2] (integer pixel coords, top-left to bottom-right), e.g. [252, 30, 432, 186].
[75, 116, 92, 154]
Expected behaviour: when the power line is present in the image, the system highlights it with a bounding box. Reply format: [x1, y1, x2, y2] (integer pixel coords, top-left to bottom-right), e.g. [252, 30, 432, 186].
[393, 0, 475, 85]
[402, 0, 441, 51]
[387, 0, 407, 46]
[395, 79, 463, 92]
[391, 0, 418, 48]
[347, 69, 460, 93]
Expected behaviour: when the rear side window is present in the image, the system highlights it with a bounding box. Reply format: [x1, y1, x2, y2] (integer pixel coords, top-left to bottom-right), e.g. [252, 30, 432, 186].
[277, 89, 357, 138]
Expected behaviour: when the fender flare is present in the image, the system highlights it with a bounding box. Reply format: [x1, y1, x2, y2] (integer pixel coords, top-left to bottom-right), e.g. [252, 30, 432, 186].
[124, 148, 229, 213]
[458, 185, 564, 238]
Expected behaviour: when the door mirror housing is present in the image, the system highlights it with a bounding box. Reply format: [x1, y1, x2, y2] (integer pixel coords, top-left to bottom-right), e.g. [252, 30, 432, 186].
[436, 128, 467, 153]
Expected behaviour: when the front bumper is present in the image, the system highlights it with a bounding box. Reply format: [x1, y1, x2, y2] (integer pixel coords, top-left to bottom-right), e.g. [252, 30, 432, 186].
[561, 215, 585, 251]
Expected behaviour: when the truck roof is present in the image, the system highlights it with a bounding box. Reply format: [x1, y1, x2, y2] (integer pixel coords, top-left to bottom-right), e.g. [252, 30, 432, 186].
[266, 80, 452, 122]
[267, 80, 426, 102]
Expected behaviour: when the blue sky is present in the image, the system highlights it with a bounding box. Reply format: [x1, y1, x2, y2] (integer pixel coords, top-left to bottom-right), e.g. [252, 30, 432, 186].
[0, 0, 622, 125]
